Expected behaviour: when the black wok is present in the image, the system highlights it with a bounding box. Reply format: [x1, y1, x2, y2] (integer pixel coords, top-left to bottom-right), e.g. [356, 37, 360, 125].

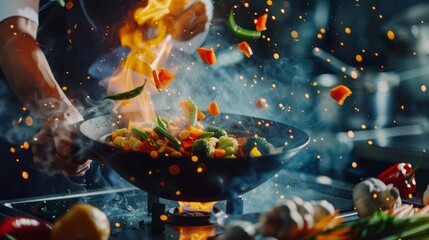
[79, 112, 309, 202]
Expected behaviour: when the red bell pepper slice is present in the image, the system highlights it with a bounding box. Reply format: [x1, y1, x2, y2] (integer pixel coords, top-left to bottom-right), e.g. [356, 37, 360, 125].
[197, 48, 217, 65]
[255, 13, 268, 32]
[330, 85, 352, 105]
[237, 41, 253, 58]
[152, 68, 175, 89]
[181, 138, 195, 150]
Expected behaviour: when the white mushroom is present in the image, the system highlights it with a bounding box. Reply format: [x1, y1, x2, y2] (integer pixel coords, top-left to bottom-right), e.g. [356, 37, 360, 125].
[259, 198, 304, 240]
[310, 200, 336, 223]
[352, 178, 402, 218]
[291, 197, 315, 230]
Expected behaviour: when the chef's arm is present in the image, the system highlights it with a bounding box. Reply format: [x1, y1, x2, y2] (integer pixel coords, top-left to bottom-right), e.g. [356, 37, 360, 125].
[0, 16, 80, 121]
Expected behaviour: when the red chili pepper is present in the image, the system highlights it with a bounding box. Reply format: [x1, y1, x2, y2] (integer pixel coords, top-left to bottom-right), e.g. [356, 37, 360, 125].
[376, 153, 425, 198]
[0, 216, 52, 240]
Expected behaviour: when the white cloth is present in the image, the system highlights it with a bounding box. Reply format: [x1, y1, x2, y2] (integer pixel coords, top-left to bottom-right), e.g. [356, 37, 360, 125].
[0, 0, 40, 24]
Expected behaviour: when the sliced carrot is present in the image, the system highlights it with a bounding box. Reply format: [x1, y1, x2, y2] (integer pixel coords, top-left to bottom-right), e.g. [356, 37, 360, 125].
[237, 41, 253, 58]
[255, 13, 268, 32]
[189, 127, 204, 139]
[152, 68, 175, 89]
[197, 48, 217, 65]
[214, 149, 226, 158]
[330, 85, 352, 105]
[207, 101, 220, 117]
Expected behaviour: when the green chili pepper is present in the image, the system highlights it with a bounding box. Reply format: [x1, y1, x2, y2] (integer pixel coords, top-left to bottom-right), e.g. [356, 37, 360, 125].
[153, 126, 181, 151]
[131, 128, 158, 148]
[103, 79, 147, 100]
[131, 128, 149, 140]
[156, 116, 169, 131]
[228, 10, 261, 39]
[199, 132, 214, 139]
[187, 98, 198, 127]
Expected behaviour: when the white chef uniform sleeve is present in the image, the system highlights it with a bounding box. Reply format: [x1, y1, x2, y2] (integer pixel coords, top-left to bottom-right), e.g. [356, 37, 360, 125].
[0, 0, 40, 25]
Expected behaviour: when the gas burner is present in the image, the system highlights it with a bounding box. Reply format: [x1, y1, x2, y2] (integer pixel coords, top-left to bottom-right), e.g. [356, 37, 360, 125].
[166, 206, 224, 226]
[148, 193, 244, 233]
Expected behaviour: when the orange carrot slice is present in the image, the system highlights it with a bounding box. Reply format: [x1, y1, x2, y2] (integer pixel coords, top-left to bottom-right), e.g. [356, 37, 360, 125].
[207, 101, 220, 117]
[330, 85, 352, 105]
[214, 149, 226, 158]
[255, 13, 268, 31]
[197, 48, 217, 65]
[237, 41, 253, 58]
[189, 127, 204, 139]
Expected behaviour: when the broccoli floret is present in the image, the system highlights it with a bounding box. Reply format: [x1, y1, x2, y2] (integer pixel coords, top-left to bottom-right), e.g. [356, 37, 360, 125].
[243, 137, 271, 157]
[217, 136, 238, 157]
[192, 138, 214, 157]
[204, 125, 227, 138]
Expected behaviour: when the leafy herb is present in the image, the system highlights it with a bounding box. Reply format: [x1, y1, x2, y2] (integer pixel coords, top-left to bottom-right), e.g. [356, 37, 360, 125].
[306, 211, 429, 240]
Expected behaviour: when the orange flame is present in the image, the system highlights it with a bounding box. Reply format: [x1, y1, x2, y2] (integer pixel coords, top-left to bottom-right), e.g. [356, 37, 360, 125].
[178, 201, 217, 214]
[177, 225, 216, 240]
[108, 0, 189, 127]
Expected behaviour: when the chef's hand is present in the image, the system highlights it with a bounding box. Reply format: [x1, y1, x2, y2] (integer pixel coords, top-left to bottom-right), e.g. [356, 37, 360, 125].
[32, 106, 92, 176]
[164, 1, 208, 42]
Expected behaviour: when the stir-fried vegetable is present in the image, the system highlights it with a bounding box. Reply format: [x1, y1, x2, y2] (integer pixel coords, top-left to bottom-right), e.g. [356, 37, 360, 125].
[330, 85, 352, 105]
[204, 125, 227, 138]
[217, 136, 238, 157]
[255, 13, 268, 32]
[152, 68, 174, 90]
[237, 41, 253, 58]
[109, 100, 277, 158]
[206, 101, 220, 117]
[228, 10, 261, 39]
[197, 47, 217, 65]
[103, 79, 147, 100]
[243, 137, 271, 157]
[192, 138, 214, 157]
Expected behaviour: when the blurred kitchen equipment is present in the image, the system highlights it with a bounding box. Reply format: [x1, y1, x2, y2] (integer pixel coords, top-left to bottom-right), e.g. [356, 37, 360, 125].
[382, 3, 429, 107]
[312, 48, 401, 130]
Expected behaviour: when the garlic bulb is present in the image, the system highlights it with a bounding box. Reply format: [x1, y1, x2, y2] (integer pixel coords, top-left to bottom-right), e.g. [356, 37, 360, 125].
[259, 198, 304, 239]
[353, 178, 402, 218]
[310, 200, 336, 223]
